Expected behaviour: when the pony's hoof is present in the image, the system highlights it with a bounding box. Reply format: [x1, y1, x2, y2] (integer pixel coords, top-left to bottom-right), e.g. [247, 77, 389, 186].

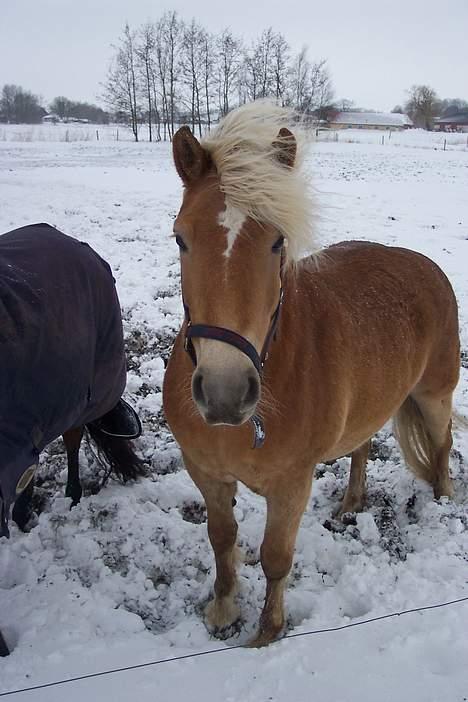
[65, 486, 82, 508]
[247, 622, 284, 648]
[334, 499, 364, 521]
[205, 596, 240, 632]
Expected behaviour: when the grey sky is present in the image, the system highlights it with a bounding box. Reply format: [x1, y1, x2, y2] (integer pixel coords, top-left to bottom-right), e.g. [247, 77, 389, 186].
[1, 0, 466, 112]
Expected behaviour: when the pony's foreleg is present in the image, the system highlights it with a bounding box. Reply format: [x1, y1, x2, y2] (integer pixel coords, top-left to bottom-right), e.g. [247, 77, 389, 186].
[63, 427, 84, 506]
[336, 439, 370, 518]
[249, 471, 313, 648]
[183, 454, 239, 632]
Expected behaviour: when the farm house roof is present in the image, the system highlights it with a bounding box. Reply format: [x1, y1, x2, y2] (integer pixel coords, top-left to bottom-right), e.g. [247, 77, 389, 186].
[332, 111, 413, 127]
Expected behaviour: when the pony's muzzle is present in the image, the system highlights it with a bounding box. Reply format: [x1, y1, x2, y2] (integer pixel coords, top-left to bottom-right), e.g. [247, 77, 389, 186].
[192, 366, 260, 425]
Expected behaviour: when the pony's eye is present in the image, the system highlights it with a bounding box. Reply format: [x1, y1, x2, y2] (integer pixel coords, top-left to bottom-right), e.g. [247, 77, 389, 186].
[175, 234, 187, 252]
[272, 235, 285, 253]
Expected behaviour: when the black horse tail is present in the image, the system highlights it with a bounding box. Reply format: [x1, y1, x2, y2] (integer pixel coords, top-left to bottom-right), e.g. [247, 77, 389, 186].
[86, 423, 146, 482]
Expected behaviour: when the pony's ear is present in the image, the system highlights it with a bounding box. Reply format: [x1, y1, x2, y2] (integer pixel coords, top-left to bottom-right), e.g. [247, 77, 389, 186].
[272, 127, 296, 168]
[173, 126, 210, 186]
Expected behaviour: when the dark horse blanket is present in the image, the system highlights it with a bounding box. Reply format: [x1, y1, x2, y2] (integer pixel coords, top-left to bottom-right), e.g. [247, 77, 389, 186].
[0, 223, 126, 536]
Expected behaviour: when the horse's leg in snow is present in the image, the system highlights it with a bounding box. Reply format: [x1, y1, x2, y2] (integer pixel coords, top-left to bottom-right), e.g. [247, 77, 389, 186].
[336, 439, 370, 518]
[64, 427, 84, 506]
[412, 391, 454, 499]
[183, 454, 240, 631]
[0, 629, 9, 657]
[11, 478, 34, 531]
[249, 469, 313, 648]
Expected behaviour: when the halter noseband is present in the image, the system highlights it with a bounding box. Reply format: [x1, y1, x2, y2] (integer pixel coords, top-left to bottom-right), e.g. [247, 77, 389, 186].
[182, 248, 286, 448]
[183, 287, 284, 376]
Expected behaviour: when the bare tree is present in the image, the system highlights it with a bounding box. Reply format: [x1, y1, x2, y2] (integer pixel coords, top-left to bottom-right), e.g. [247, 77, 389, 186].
[49, 96, 72, 120]
[243, 28, 278, 102]
[103, 24, 141, 141]
[405, 85, 439, 130]
[201, 30, 216, 131]
[216, 30, 242, 117]
[181, 19, 205, 136]
[136, 22, 157, 141]
[271, 32, 290, 105]
[308, 59, 334, 120]
[155, 17, 170, 140]
[288, 50, 333, 118]
[289, 47, 309, 111]
[154, 12, 183, 140]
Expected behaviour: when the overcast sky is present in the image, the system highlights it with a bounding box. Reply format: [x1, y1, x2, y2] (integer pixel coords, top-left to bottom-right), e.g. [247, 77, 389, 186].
[1, 0, 466, 112]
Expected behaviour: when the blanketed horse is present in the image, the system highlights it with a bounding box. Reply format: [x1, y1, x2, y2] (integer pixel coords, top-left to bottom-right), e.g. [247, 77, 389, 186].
[163, 103, 460, 647]
[0, 223, 143, 542]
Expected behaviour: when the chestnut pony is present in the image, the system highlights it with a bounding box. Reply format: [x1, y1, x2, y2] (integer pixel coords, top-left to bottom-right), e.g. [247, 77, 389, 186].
[163, 103, 460, 647]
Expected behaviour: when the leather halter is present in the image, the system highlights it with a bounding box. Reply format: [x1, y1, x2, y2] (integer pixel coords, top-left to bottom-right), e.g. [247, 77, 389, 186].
[183, 287, 284, 375]
[182, 247, 286, 448]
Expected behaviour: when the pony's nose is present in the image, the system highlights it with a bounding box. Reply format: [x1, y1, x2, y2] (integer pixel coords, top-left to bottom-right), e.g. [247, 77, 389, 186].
[192, 367, 260, 425]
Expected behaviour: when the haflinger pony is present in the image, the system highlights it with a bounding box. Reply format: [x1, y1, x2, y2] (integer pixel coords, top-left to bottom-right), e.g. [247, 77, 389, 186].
[163, 102, 460, 647]
[0, 223, 144, 547]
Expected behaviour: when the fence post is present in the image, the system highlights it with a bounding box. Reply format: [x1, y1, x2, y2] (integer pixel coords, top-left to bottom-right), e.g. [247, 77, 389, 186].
[381, 135, 385, 145]
[116, 129, 119, 142]
[96, 129, 99, 141]
[444, 139, 447, 151]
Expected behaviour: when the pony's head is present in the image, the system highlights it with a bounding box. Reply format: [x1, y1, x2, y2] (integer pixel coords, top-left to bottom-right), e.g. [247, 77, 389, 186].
[172, 102, 314, 426]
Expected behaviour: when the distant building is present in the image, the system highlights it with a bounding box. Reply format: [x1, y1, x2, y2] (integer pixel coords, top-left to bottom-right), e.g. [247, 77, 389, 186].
[328, 111, 413, 131]
[42, 115, 91, 125]
[42, 114, 60, 124]
[434, 112, 468, 132]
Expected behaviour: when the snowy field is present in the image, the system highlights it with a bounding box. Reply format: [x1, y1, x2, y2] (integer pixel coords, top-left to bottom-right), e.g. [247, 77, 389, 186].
[0, 131, 467, 701]
[2, 121, 468, 152]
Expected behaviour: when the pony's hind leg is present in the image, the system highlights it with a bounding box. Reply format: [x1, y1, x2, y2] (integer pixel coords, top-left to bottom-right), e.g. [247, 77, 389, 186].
[183, 454, 240, 632]
[249, 470, 313, 648]
[63, 427, 84, 506]
[336, 439, 370, 518]
[412, 392, 454, 499]
[395, 392, 453, 499]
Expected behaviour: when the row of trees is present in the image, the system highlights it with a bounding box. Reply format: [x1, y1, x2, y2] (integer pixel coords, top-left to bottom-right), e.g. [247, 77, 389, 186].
[48, 97, 109, 123]
[393, 85, 468, 130]
[0, 85, 45, 123]
[0, 84, 108, 124]
[103, 15, 334, 142]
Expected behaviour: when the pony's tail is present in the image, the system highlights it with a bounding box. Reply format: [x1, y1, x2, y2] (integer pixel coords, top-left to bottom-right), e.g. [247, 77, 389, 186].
[393, 396, 436, 485]
[86, 424, 146, 482]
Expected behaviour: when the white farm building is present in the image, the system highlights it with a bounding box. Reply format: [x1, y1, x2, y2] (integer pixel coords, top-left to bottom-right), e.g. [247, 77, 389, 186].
[329, 111, 413, 131]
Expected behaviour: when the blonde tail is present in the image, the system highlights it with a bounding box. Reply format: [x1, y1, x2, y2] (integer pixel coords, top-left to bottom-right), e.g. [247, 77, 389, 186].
[393, 396, 436, 485]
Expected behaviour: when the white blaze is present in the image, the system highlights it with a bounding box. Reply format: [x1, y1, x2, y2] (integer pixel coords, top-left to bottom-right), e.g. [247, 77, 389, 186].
[218, 203, 246, 258]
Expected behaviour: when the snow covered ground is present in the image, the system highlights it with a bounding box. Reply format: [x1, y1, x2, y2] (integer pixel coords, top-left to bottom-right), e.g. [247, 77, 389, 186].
[0, 131, 467, 701]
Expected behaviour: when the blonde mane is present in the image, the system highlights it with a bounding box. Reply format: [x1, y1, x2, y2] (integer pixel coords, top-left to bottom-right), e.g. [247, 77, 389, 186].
[201, 101, 317, 262]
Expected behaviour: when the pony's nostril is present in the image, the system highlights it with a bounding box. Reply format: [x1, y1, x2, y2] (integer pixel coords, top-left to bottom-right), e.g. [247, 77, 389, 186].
[243, 372, 260, 408]
[192, 371, 205, 406]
